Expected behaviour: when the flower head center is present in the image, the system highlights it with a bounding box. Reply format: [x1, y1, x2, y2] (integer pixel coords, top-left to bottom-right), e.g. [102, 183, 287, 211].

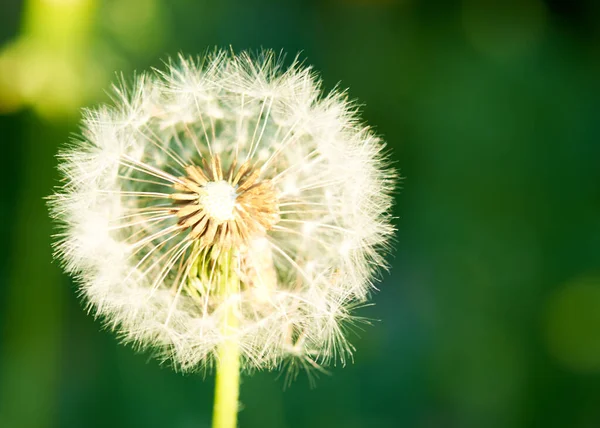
[171, 154, 280, 250]
[200, 180, 237, 223]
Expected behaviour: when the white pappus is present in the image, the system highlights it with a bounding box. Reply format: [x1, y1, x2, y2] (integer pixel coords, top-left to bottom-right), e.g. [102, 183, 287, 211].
[49, 50, 396, 377]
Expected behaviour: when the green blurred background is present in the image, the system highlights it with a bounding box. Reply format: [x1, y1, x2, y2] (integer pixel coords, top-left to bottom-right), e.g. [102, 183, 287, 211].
[1, 0, 600, 427]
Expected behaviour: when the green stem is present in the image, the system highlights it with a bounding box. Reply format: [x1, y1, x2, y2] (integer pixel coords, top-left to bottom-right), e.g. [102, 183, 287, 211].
[212, 252, 241, 428]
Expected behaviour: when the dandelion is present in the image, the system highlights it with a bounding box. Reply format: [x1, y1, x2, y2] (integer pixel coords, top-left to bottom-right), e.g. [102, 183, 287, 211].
[49, 50, 395, 428]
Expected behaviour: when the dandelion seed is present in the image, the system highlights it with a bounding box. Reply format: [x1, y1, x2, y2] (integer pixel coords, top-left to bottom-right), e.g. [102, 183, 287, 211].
[49, 50, 395, 385]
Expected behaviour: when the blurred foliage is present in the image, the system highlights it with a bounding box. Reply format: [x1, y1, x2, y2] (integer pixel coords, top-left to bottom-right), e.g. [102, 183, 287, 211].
[1, 0, 600, 427]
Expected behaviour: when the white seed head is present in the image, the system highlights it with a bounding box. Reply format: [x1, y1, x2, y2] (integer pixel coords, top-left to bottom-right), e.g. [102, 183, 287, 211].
[49, 50, 396, 374]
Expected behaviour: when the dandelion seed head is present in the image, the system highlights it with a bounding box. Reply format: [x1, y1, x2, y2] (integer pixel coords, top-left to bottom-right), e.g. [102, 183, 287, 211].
[49, 50, 396, 374]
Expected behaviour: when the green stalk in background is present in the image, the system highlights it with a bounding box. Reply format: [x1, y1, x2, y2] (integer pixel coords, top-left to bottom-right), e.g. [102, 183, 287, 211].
[0, 1, 97, 427]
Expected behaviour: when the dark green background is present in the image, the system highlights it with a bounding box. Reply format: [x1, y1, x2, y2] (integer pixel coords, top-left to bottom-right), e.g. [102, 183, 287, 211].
[1, 0, 600, 427]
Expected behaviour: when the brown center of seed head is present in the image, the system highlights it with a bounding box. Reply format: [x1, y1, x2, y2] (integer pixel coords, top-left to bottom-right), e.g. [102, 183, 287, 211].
[170, 154, 280, 250]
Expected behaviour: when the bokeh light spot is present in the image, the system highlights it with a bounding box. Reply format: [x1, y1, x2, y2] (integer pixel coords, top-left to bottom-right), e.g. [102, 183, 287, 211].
[545, 276, 600, 372]
[462, 0, 547, 61]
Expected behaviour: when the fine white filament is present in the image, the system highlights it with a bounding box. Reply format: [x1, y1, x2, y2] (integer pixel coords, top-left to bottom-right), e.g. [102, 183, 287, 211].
[50, 50, 395, 375]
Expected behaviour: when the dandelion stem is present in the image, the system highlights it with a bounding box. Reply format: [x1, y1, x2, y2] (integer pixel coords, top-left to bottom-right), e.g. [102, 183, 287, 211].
[212, 251, 241, 428]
